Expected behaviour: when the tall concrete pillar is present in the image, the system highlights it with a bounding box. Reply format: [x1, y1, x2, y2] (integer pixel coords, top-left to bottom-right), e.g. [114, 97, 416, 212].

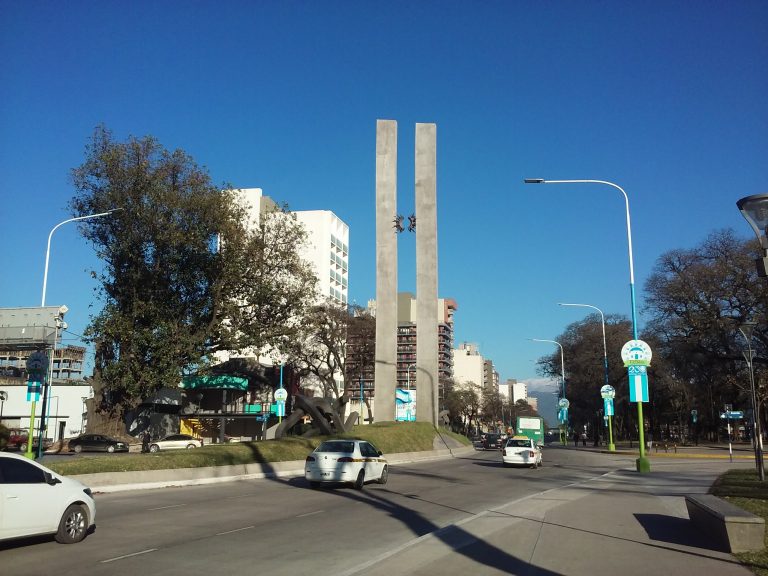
[374, 120, 398, 423]
[415, 123, 438, 425]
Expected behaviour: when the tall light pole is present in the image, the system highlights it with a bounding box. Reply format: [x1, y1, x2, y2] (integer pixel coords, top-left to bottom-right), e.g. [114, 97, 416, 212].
[38, 209, 120, 458]
[526, 178, 649, 472]
[530, 338, 566, 444]
[406, 363, 416, 389]
[558, 302, 615, 451]
[738, 323, 764, 480]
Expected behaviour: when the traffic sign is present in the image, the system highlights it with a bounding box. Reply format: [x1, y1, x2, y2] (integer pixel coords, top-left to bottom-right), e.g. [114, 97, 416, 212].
[604, 397, 614, 416]
[600, 385, 616, 399]
[720, 411, 744, 420]
[274, 388, 288, 402]
[627, 365, 649, 403]
[26, 382, 42, 402]
[558, 398, 570, 409]
[26, 351, 48, 380]
[691, 409, 698, 423]
[621, 340, 652, 367]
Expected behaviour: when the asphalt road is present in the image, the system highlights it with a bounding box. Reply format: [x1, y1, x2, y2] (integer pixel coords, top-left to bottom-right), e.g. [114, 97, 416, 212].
[2, 446, 634, 576]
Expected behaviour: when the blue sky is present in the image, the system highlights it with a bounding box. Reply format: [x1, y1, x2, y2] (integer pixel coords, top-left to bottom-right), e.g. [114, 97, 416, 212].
[1, 1, 767, 394]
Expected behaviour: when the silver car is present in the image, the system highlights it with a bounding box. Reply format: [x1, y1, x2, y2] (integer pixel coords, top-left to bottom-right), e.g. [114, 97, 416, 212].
[148, 434, 202, 452]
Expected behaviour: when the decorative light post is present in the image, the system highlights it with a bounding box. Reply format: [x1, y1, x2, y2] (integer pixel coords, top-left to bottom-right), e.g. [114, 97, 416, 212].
[530, 338, 566, 444]
[38, 209, 120, 458]
[558, 302, 615, 451]
[736, 193, 768, 480]
[526, 178, 649, 472]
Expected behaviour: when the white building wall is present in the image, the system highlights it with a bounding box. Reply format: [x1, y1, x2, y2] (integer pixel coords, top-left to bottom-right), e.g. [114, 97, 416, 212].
[453, 347, 484, 391]
[293, 210, 349, 306]
[512, 382, 528, 403]
[0, 382, 93, 439]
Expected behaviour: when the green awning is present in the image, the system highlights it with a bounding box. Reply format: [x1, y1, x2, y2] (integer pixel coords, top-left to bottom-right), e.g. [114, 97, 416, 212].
[181, 375, 249, 391]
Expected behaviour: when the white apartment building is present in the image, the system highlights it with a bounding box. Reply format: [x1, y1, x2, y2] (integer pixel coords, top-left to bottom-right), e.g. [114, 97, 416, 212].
[499, 379, 528, 404]
[453, 342, 485, 392]
[293, 210, 349, 306]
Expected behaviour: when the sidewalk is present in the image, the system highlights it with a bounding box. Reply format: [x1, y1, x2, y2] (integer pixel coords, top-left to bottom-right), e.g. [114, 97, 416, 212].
[353, 454, 755, 576]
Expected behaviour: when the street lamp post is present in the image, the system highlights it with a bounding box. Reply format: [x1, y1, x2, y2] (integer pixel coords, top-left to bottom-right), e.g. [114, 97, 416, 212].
[526, 178, 650, 472]
[739, 322, 765, 481]
[558, 302, 615, 451]
[406, 363, 416, 389]
[530, 338, 566, 444]
[38, 209, 120, 458]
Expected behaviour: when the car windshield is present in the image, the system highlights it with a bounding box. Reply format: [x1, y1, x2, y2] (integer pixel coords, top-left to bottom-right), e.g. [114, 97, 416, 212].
[316, 441, 355, 453]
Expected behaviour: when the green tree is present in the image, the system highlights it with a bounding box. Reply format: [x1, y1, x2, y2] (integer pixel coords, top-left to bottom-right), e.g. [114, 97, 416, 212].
[71, 127, 316, 417]
[444, 384, 481, 435]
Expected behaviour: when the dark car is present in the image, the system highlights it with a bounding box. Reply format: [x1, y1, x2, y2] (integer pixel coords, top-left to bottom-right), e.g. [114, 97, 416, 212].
[482, 433, 502, 450]
[68, 434, 129, 453]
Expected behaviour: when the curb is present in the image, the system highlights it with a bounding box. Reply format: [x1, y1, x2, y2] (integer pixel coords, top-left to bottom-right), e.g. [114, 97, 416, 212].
[75, 445, 477, 493]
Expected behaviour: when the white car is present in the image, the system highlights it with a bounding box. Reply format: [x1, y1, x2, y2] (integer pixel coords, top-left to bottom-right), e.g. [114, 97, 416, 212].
[149, 434, 203, 452]
[0, 452, 96, 544]
[502, 436, 543, 468]
[305, 439, 388, 489]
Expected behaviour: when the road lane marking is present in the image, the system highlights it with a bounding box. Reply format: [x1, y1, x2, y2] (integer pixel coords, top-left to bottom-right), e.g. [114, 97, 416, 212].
[216, 525, 255, 535]
[296, 510, 323, 518]
[147, 504, 186, 510]
[101, 549, 158, 563]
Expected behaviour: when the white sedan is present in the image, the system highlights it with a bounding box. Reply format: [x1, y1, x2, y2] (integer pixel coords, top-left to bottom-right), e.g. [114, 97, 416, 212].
[502, 436, 543, 468]
[305, 439, 388, 489]
[0, 452, 96, 544]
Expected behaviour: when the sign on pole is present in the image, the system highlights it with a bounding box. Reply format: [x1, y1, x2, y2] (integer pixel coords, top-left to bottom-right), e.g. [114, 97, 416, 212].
[604, 397, 614, 416]
[627, 365, 649, 403]
[620, 340, 652, 367]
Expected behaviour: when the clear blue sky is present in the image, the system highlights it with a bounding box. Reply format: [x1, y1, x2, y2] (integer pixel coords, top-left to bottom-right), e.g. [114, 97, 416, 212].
[1, 1, 766, 394]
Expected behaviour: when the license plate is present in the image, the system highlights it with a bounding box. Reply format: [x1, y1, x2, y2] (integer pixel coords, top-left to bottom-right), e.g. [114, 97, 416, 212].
[321, 472, 330, 477]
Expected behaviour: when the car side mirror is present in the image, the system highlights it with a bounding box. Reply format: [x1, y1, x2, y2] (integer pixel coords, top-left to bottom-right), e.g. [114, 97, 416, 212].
[44, 472, 62, 486]
[377, 451, 382, 456]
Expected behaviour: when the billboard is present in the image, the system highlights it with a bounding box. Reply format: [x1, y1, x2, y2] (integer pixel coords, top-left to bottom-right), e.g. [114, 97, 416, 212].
[395, 388, 415, 421]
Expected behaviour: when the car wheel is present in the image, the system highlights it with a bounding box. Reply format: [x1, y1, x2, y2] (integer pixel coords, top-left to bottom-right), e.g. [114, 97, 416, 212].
[378, 465, 388, 485]
[149, 444, 159, 453]
[19, 442, 27, 452]
[309, 481, 320, 489]
[186, 444, 196, 450]
[107, 445, 115, 453]
[73, 444, 83, 454]
[353, 470, 365, 490]
[55, 504, 89, 544]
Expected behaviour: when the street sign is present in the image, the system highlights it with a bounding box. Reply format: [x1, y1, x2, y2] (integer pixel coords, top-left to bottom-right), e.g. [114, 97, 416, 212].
[600, 385, 615, 399]
[691, 409, 698, 423]
[557, 407, 568, 424]
[26, 351, 48, 380]
[720, 411, 744, 420]
[274, 388, 288, 402]
[604, 397, 614, 416]
[558, 398, 570, 409]
[621, 340, 652, 367]
[26, 382, 42, 402]
[627, 365, 649, 403]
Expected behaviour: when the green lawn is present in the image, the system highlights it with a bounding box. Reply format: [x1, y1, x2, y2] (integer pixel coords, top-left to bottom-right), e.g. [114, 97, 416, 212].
[44, 422, 470, 476]
[712, 468, 768, 575]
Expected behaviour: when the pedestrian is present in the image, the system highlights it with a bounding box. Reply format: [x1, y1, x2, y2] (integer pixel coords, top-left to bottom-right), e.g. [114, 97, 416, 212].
[581, 431, 587, 447]
[142, 431, 151, 453]
[573, 431, 579, 447]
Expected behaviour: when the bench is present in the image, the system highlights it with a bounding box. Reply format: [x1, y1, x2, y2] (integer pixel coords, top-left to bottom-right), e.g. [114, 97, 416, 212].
[685, 494, 765, 553]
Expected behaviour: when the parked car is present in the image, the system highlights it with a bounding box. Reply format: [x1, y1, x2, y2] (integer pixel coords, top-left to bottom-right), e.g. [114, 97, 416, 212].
[305, 439, 388, 489]
[482, 433, 503, 450]
[6, 429, 53, 452]
[502, 436, 542, 468]
[148, 434, 202, 452]
[0, 452, 96, 544]
[68, 434, 129, 454]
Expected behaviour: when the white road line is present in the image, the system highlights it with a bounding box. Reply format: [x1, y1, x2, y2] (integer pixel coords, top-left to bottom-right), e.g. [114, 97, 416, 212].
[147, 504, 186, 511]
[296, 510, 324, 518]
[101, 549, 158, 563]
[216, 525, 255, 535]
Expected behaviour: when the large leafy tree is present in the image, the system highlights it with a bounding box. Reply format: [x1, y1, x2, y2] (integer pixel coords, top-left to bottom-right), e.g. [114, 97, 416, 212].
[71, 126, 316, 415]
[643, 229, 768, 439]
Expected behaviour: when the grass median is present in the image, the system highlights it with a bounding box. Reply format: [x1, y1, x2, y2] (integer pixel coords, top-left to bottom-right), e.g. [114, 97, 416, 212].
[45, 422, 470, 476]
[712, 469, 768, 575]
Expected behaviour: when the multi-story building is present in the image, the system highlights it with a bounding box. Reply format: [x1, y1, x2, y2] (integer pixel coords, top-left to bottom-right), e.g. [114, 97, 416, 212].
[453, 342, 485, 392]
[293, 210, 349, 306]
[499, 378, 528, 404]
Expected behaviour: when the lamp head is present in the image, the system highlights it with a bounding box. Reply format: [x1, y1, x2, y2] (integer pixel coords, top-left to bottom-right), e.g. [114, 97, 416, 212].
[524, 178, 545, 184]
[737, 194, 768, 249]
